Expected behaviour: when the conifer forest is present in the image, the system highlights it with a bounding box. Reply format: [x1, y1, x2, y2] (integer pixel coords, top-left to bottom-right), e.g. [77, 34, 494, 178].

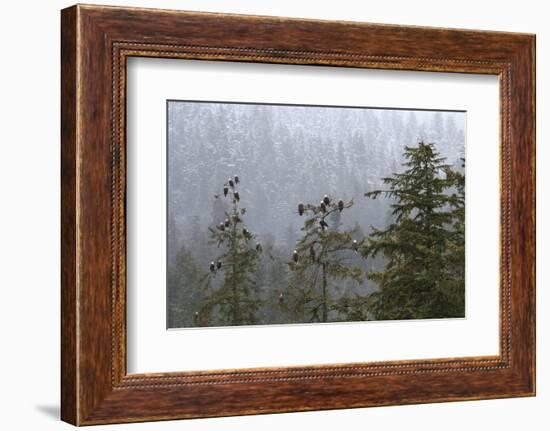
[167, 101, 466, 328]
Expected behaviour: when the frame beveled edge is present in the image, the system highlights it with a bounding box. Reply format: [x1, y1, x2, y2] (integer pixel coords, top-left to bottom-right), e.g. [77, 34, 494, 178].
[61, 4, 535, 425]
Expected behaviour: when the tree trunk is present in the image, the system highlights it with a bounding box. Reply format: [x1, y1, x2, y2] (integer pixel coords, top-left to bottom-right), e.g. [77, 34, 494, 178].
[232, 261, 238, 324]
[321, 263, 328, 322]
[231, 209, 239, 325]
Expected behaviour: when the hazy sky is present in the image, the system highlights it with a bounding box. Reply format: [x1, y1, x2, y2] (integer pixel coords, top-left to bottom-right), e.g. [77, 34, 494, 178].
[167, 101, 465, 249]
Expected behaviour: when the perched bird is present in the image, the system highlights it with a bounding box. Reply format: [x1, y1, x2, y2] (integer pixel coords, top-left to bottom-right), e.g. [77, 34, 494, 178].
[279, 293, 284, 304]
[209, 261, 215, 273]
[216, 260, 222, 269]
[352, 239, 358, 251]
[234, 191, 240, 202]
[234, 175, 240, 184]
[293, 250, 299, 263]
[223, 186, 229, 197]
[323, 195, 330, 205]
[224, 218, 230, 228]
[228, 178, 235, 188]
[233, 214, 241, 223]
[320, 201, 327, 213]
[338, 199, 344, 212]
[218, 222, 225, 231]
[309, 245, 316, 262]
[298, 202, 305, 216]
[194, 311, 199, 323]
[243, 228, 251, 240]
[320, 220, 328, 230]
[256, 242, 263, 253]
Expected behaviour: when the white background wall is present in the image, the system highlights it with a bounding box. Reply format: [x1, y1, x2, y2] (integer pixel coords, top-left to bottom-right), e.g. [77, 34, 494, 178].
[0, 0, 546, 429]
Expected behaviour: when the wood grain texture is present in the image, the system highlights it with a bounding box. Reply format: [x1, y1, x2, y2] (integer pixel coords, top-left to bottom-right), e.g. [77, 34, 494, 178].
[60, 5, 78, 425]
[60, 4, 536, 425]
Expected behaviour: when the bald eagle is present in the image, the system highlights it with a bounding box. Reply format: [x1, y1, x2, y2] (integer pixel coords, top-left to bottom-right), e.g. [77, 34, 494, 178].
[298, 202, 305, 216]
[338, 200, 344, 212]
[293, 250, 299, 263]
[323, 195, 330, 205]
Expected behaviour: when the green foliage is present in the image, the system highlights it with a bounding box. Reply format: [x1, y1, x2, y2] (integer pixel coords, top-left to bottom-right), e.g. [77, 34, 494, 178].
[362, 142, 465, 320]
[255, 239, 292, 324]
[442, 158, 466, 313]
[287, 196, 366, 322]
[169, 142, 465, 328]
[198, 176, 262, 326]
[167, 247, 207, 328]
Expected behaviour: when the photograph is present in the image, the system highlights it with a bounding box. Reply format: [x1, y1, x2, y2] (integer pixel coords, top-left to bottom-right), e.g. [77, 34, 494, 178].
[167, 100, 466, 328]
[2, 0, 534, 427]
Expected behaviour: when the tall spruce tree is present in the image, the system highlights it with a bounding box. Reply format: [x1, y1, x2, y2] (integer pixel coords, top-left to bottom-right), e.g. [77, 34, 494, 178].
[287, 195, 365, 323]
[362, 142, 465, 320]
[442, 158, 466, 315]
[198, 176, 262, 326]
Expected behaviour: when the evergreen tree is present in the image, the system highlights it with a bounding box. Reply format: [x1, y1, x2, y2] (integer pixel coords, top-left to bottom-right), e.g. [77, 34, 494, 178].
[362, 142, 465, 320]
[288, 195, 366, 322]
[442, 158, 466, 315]
[199, 176, 262, 326]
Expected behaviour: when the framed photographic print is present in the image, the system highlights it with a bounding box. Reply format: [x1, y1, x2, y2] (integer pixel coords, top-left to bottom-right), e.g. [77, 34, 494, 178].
[61, 4, 535, 425]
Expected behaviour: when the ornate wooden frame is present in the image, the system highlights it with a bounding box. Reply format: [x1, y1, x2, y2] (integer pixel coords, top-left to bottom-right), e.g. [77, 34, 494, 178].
[61, 4, 535, 425]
